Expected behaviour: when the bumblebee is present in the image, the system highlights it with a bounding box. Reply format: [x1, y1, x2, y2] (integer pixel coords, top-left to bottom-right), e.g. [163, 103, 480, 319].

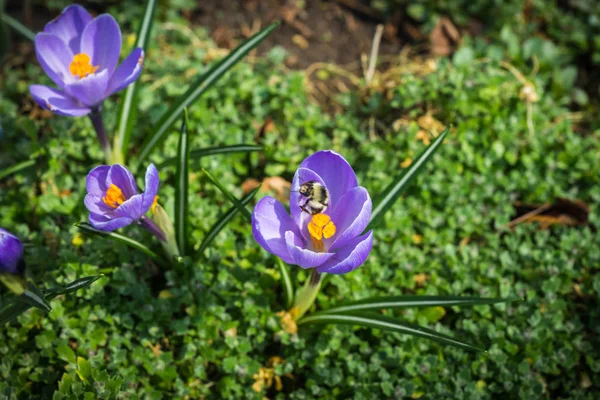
[298, 180, 329, 214]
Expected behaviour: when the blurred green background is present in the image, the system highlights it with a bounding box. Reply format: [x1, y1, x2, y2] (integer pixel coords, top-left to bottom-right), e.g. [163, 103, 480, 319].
[1, 0, 600, 398]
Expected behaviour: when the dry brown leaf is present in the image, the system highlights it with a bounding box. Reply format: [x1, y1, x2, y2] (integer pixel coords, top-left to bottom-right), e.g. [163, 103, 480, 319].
[242, 176, 292, 203]
[417, 114, 446, 134]
[413, 274, 428, 287]
[430, 16, 461, 56]
[292, 34, 310, 49]
[509, 198, 589, 229]
[254, 116, 275, 141]
[415, 130, 431, 145]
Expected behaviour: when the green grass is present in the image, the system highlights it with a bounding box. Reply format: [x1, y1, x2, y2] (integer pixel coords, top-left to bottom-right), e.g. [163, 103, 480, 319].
[1, 2, 600, 399]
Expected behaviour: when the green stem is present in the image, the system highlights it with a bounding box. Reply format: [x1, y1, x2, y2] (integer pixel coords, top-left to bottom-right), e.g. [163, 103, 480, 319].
[89, 108, 113, 164]
[292, 269, 322, 320]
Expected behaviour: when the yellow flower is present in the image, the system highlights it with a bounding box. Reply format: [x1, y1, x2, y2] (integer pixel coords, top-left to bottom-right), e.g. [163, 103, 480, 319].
[72, 232, 85, 247]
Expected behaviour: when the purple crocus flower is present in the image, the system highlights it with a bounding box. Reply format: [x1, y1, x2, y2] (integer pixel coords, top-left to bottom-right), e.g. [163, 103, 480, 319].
[84, 164, 162, 239]
[252, 150, 373, 275]
[29, 4, 144, 117]
[0, 228, 25, 275]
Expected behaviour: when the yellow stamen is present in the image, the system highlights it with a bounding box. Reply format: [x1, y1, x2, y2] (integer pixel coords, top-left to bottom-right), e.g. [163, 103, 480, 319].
[151, 196, 159, 214]
[307, 213, 336, 252]
[69, 53, 98, 79]
[102, 184, 126, 208]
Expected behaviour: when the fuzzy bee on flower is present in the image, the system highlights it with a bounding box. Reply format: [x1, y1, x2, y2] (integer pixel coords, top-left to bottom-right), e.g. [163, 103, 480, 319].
[252, 150, 373, 275]
[297, 180, 330, 215]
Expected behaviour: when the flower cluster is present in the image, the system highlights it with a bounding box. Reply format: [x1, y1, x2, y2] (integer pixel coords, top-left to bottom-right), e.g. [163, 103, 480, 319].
[2, 5, 376, 325]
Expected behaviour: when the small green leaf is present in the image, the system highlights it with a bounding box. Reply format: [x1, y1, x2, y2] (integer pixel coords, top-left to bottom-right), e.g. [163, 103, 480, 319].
[0, 159, 35, 181]
[135, 22, 279, 166]
[275, 257, 294, 309]
[114, 0, 158, 163]
[75, 222, 159, 260]
[160, 144, 262, 167]
[56, 343, 76, 364]
[318, 295, 521, 315]
[197, 187, 260, 254]
[367, 127, 450, 230]
[76, 357, 92, 381]
[298, 311, 484, 352]
[202, 169, 252, 222]
[175, 109, 190, 256]
[0, 11, 35, 41]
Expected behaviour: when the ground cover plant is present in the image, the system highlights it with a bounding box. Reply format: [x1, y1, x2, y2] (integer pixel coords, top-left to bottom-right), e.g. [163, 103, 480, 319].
[1, 0, 600, 399]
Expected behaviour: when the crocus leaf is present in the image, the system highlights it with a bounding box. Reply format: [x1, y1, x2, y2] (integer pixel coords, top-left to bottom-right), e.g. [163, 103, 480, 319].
[19, 284, 52, 312]
[197, 186, 260, 255]
[0, 296, 30, 325]
[75, 222, 159, 260]
[0, 11, 35, 41]
[114, 0, 158, 163]
[202, 169, 252, 222]
[0, 159, 35, 181]
[298, 311, 485, 352]
[317, 295, 522, 315]
[44, 275, 104, 298]
[135, 22, 279, 167]
[0, 276, 103, 325]
[160, 144, 262, 168]
[175, 109, 190, 256]
[276, 257, 294, 309]
[367, 127, 450, 230]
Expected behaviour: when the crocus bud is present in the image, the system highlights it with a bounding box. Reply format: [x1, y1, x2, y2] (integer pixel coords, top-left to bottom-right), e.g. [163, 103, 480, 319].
[0, 228, 25, 275]
[0, 228, 26, 294]
[152, 204, 180, 258]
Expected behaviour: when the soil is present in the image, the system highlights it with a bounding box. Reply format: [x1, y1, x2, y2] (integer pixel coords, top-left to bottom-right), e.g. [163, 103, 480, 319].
[187, 0, 404, 69]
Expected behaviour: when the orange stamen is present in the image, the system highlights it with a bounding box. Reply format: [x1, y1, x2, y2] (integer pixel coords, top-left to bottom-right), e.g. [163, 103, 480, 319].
[307, 213, 336, 252]
[102, 184, 126, 208]
[151, 196, 159, 214]
[69, 53, 98, 79]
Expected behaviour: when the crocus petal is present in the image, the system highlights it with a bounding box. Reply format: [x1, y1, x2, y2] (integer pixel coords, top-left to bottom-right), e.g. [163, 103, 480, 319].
[86, 165, 110, 195]
[284, 231, 334, 269]
[327, 186, 372, 251]
[317, 231, 373, 275]
[43, 5, 92, 54]
[80, 14, 121, 74]
[0, 228, 24, 275]
[252, 197, 299, 264]
[29, 84, 91, 117]
[89, 213, 133, 231]
[34, 33, 74, 87]
[299, 150, 358, 205]
[84, 193, 114, 216]
[290, 167, 328, 240]
[141, 163, 159, 213]
[115, 194, 144, 220]
[64, 68, 110, 107]
[106, 48, 144, 96]
[106, 164, 138, 199]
